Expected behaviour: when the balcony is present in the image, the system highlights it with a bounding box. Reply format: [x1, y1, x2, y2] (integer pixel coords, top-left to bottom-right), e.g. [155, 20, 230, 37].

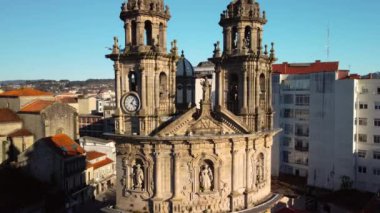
[295, 131, 309, 137]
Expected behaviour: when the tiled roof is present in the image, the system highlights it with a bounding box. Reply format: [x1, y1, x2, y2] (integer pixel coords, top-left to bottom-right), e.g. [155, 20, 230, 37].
[8, 129, 33, 137]
[92, 157, 113, 170]
[0, 108, 21, 123]
[46, 134, 85, 157]
[273, 60, 339, 75]
[86, 151, 106, 161]
[0, 88, 52, 97]
[19, 100, 55, 113]
[56, 97, 78, 104]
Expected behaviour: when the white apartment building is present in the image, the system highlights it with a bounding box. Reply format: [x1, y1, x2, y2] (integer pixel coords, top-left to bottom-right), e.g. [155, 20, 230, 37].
[272, 61, 380, 193]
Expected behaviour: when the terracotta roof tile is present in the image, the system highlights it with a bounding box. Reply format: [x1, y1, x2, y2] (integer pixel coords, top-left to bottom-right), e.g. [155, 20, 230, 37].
[86, 162, 94, 169]
[0, 108, 21, 123]
[19, 100, 55, 113]
[92, 157, 113, 170]
[46, 134, 85, 157]
[0, 88, 52, 97]
[273, 61, 339, 75]
[86, 151, 106, 161]
[8, 129, 33, 137]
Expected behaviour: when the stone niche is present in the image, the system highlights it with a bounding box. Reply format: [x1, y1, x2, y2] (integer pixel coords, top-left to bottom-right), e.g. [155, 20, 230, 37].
[115, 133, 274, 213]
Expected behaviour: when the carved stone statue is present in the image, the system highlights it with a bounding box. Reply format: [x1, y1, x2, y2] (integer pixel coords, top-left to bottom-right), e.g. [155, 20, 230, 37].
[134, 164, 144, 190]
[200, 164, 213, 192]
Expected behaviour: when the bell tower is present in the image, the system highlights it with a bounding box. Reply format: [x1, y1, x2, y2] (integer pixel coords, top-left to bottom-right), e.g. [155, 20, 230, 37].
[107, 0, 179, 136]
[211, 0, 276, 132]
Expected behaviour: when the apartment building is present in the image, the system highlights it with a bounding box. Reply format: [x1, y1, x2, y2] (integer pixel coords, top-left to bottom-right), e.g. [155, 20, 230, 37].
[272, 60, 380, 193]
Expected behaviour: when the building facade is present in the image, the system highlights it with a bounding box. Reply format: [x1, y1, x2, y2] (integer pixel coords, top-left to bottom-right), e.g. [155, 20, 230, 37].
[106, 0, 280, 212]
[272, 61, 380, 193]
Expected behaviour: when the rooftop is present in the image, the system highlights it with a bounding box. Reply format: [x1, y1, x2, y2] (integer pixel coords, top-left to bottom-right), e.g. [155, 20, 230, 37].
[273, 60, 339, 75]
[19, 100, 55, 113]
[0, 108, 21, 123]
[87, 157, 114, 170]
[8, 129, 33, 138]
[86, 151, 106, 161]
[0, 88, 52, 97]
[46, 134, 85, 157]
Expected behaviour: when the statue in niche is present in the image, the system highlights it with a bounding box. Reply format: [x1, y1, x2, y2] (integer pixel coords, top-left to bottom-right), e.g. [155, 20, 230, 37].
[256, 154, 265, 187]
[134, 164, 144, 190]
[200, 164, 213, 192]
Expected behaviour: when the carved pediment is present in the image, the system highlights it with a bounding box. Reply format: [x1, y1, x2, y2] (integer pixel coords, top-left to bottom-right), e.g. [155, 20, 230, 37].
[155, 78, 250, 136]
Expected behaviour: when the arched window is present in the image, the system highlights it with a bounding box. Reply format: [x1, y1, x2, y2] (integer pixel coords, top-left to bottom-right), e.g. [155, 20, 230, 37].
[228, 74, 239, 114]
[131, 21, 137, 45]
[129, 72, 137, 92]
[159, 72, 167, 99]
[144, 21, 153, 46]
[232, 26, 238, 49]
[259, 73, 265, 93]
[244, 26, 252, 49]
[186, 84, 192, 105]
[176, 84, 183, 104]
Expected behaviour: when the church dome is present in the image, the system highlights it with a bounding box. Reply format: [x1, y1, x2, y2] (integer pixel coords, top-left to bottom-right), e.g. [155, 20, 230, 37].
[176, 52, 194, 77]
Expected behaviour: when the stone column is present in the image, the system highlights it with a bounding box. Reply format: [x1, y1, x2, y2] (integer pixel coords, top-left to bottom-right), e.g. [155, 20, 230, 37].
[155, 71, 160, 114]
[237, 26, 244, 52]
[163, 24, 168, 52]
[215, 67, 222, 109]
[173, 152, 182, 199]
[225, 27, 232, 54]
[124, 21, 131, 46]
[251, 27, 258, 53]
[232, 149, 239, 193]
[154, 152, 163, 198]
[241, 67, 248, 114]
[136, 20, 144, 46]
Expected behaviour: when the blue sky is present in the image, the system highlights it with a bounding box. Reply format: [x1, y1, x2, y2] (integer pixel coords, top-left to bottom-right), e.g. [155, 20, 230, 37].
[0, 0, 379, 80]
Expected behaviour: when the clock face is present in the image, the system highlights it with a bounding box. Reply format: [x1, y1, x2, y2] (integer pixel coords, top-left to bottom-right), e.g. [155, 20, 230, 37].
[122, 93, 140, 113]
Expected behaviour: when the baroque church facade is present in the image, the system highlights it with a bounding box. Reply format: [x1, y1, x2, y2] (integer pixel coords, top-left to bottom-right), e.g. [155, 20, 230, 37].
[106, 0, 279, 212]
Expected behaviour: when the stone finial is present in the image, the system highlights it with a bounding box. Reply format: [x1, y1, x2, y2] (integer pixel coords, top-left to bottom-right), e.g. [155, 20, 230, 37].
[262, 11, 266, 19]
[112, 36, 120, 54]
[264, 44, 268, 56]
[213, 41, 221, 58]
[165, 5, 170, 15]
[181, 50, 185, 58]
[270, 42, 275, 58]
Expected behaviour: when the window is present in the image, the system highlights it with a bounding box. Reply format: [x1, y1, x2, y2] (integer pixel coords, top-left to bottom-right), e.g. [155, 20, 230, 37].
[295, 124, 309, 137]
[295, 95, 310, 106]
[359, 102, 368, 109]
[361, 87, 368, 94]
[282, 109, 293, 118]
[373, 168, 380, 176]
[355, 118, 368, 126]
[358, 150, 367, 158]
[357, 134, 367, 142]
[375, 102, 380, 110]
[282, 137, 291, 147]
[378, 87, 380, 94]
[374, 135, 380, 144]
[375, 119, 380, 127]
[281, 94, 293, 104]
[373, 151, 380, 160]
[358, 166, 367, 174]
[282, 151, 289, 163]
[294, 109, 309, 121]
[283, 123, 293, 135]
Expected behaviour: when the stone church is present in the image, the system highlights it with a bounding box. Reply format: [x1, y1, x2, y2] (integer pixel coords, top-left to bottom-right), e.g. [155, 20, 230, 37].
[106, 0, 280, 212]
